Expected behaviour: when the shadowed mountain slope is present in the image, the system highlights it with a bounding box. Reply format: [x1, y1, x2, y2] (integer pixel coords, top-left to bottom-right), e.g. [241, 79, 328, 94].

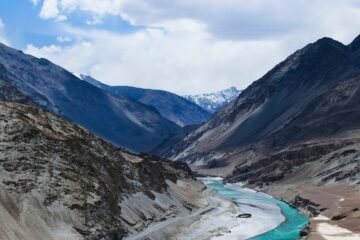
[164, 35, 360, 189]
[0, 43, 179, 152]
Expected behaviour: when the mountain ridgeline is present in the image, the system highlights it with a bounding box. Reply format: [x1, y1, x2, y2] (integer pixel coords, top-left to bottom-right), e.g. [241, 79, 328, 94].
[0, 43, 179, 152]
[81, 75, 212, 127]
[163, 35, 360, 189]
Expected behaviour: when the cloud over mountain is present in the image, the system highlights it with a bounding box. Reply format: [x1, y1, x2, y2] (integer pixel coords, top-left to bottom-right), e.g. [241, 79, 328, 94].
[25, 0, 360, 94]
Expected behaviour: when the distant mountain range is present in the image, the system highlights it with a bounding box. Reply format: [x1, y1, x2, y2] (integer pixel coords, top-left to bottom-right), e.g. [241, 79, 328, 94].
[81, 75, 211, 127]
[0, 42, 179, 152]
[183, 87, 241, 113]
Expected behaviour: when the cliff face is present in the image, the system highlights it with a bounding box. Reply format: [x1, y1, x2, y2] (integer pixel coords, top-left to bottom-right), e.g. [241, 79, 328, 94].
[0, 102, 205, 240]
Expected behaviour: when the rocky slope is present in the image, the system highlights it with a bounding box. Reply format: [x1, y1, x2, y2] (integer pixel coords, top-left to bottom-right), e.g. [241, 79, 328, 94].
[0, 43, 179, 152]
[82, 75, 211, 127]
[0, 101, 206, 240]
[165, 35, 360, 182]
[183, 87, 241, 113]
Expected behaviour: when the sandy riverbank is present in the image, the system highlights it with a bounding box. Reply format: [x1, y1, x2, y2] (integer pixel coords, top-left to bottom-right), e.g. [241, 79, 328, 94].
[291, 185, 360, 240]
[313, 221, 360, 240]
[174, 179, 285, 240]
[261, 183, 360, 240]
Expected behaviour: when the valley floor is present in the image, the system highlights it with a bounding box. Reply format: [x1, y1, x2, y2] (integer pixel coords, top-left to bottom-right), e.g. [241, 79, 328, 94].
[125, 177, 360, 240]
[126, 178, 285, 240]
[174, 182, 285, 240]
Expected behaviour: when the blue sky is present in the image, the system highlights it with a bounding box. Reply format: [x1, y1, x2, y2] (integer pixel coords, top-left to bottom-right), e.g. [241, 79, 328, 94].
[0, 1, 57, 48]
[1, 1, 360, 94]
[0, 1, 139, 49]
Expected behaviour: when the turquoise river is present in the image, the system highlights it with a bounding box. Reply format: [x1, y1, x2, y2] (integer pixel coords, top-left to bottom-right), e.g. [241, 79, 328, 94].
[205, 179, 309, 240]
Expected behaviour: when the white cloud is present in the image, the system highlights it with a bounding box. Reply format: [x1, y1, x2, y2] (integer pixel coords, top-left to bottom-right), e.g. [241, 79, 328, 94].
[32, 0, 360, 41]
[25, 20, 288, 94]
[31, 0, 40, 6]
[27, 0, 360, 94]
[39, 0, 59, 19]
[56, 36, 72, 43]
[0, 18, 9, 45]
[86, 16, 102, 26]
[37, 0, 127, 21]
[39, 0, 67, 21]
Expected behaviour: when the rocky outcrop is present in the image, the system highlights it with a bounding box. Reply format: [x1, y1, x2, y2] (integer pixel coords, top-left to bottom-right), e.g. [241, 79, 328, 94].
[290, 196, 322, 217]
[225, 140, 360, 186]
[0, 102, 205, 240]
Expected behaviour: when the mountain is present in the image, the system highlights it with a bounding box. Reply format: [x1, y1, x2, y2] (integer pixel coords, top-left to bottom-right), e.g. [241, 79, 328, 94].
[0, 42, 179, 152]
[82, 75, 212, 127]
[0, 101, 206, 240]
[183, 87, 241, 113]
[152, 124, 200, 157]
[163, 35, 360, 234]
[165, 35, 360, 187]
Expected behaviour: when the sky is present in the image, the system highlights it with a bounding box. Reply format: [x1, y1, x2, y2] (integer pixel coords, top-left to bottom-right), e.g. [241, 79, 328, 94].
[1, 1, 360, 94]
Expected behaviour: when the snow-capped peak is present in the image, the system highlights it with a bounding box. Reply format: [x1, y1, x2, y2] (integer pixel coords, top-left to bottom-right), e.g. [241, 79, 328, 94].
[183, 87, 241, 113]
